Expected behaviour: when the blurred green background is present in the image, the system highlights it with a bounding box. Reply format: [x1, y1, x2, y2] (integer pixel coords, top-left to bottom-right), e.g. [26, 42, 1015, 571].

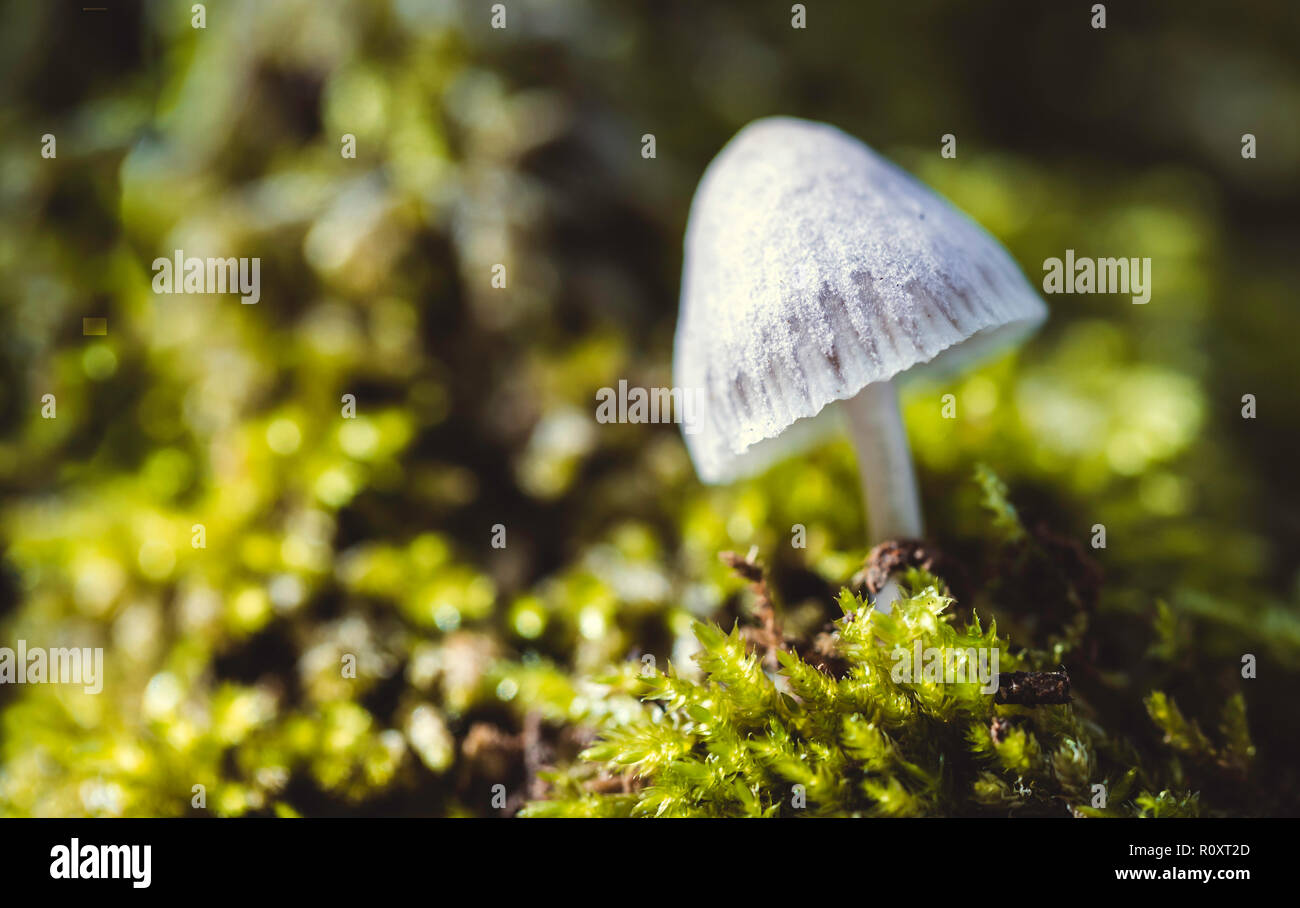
[0, 0, 1297, 816]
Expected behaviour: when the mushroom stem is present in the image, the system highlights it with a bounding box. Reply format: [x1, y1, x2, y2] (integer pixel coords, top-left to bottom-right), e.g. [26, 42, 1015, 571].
[843, 380, 924, 546]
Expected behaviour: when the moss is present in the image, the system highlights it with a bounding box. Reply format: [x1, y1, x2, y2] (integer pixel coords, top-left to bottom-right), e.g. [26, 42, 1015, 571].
[523, 471, 1266, 818]
[523, 565, 1255, 817]
[2, 2, 1298, 819]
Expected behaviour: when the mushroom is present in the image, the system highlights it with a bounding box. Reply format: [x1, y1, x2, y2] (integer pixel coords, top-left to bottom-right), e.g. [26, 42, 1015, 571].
[674, 117, 1047, 608]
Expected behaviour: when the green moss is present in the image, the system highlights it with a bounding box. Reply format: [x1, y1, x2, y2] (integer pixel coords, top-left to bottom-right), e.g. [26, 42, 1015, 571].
[523, 473, 1265, 818]
[523, 567, 1235, 817]
[2, 2, 1297, 819]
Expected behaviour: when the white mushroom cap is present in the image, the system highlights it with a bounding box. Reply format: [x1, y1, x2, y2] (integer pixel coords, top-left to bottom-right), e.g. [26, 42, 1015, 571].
[675, 116, 1048, 483]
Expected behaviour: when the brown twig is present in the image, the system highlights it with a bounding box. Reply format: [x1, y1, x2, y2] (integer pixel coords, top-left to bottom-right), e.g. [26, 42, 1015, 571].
[852, 538, 959, 597]
[720, 549, 788, 671]
[995, 668, 1072, 706]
